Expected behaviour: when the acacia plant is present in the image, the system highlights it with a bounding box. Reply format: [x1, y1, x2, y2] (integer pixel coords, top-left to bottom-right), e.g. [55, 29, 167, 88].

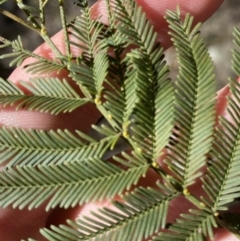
[0, 0, 240, 240]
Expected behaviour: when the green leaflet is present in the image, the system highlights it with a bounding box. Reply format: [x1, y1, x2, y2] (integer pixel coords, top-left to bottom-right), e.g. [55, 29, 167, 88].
[0, 36, 64, 72]
[165, 9, 216, 188]
[103, 84, 125, 129]
[0, 156, 149, 210]
[99, 0, 127, 130]
[0, 78, 88, 114]
[122, 50, 144, 134]
[68, 46, 109, 98]
[154, 209, 217, 241]
[122, 49, 174, 161]
[0, 127, 119, 166]
[111, 0, 175, 159]
[112, 0, 158, 52]
[202, 28, 240, 212]
[31, 182, 177, 241]
[69, 3, 105, 55]
[68, 3, 108, 97]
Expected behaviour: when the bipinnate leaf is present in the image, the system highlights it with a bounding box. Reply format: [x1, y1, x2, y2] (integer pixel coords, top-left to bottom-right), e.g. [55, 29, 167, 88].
[0, 36, 64, 73]
[68, 2, 108, 98]
[165, 8, 216, 188]
[0, 155, 149, 210]
[112, 0, 158, 52]
[154, 209, 217, 241]
[32, 182, 177, 241]
[108, 0, 175, 160]
[0, 127, 119, 166]
[202, 27, 240, 212]
[1, 1, 240, 241]
[0, 78, 88, 114]
[122, 49, 174, 161]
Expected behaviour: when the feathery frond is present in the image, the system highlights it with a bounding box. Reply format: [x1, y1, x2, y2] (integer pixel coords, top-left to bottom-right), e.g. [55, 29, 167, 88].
[1, 1, 240, 240]
[33, 182, 177, 241]
[165, 8, 216, 188]
[106, 0, 175, 160]
[0, 78, 88, 114]
[0, 36, 65, 73]
[154, 209, 217, 241]
[0, 127, 120, 166]
[102, 82, 125, 129]
[112, 0, 157, 52]
[122, 49, 174, 161]
[69, 1, 106, 56]
[202, 27, 240, 212]
[0, 155, 149, 210]
[68, 2, 108, 97]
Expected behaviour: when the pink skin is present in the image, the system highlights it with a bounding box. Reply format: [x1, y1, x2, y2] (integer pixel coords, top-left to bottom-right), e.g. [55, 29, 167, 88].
[2, 0, 238, 240]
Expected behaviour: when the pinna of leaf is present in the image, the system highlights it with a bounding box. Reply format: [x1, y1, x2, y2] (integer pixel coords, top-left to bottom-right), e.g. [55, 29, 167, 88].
[0, 0, 240, 240]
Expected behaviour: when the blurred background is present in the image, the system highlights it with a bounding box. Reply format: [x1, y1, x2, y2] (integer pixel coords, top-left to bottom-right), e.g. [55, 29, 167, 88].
[0, 0, 239, 89]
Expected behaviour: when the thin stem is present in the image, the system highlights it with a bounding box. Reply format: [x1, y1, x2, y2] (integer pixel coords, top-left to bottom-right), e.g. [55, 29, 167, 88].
[0, 8, 39, 32]
[37, 0, 63, 60]
[16, 0, 41, 29]
[39, 0, 46, 26]
[59, 0, 71, 58]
